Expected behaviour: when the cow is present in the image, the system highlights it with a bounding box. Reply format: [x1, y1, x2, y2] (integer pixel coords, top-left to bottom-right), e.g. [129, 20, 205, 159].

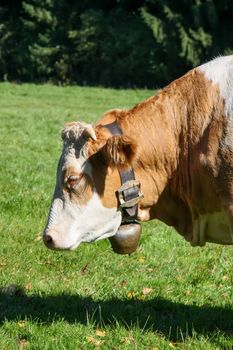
[43, 55, 233, 254]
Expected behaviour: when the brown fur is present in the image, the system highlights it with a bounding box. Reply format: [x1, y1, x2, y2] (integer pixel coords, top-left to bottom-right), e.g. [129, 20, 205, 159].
[105, 135, 138, 168]
[86, 68, 231, 242]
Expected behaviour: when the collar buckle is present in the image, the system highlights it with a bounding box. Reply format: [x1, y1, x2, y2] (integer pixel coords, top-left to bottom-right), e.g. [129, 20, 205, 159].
[117, 180, 144, 208]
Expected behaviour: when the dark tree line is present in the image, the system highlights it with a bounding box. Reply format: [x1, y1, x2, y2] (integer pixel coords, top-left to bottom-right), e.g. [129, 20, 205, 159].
[0, 0, 233, 87]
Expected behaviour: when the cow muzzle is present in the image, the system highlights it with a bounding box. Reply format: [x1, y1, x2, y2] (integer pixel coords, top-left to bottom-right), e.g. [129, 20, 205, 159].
[43, 229, 73, 250]
[109, 222, 142, 254]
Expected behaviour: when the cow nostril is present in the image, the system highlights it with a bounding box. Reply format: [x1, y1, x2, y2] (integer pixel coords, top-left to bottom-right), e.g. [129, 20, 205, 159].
[44, 235, 53, 245]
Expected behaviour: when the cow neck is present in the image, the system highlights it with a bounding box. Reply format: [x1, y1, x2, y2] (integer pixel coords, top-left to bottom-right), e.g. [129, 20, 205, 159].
[104, 121, 143, 223]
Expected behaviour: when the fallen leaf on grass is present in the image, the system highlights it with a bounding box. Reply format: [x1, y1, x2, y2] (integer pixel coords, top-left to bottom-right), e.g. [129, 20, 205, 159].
[19, 339, 29, 349]
[222, 275, 229, 281]
[81, 263, 89, 275]
[120, 279, 127, 287]
[86, 336, 103, 346]
[121, 335, 136, 345]
[95, 329, 106, 337]
[127, 291, 136, 299]
[138, 256, 145, 263]
[25, 283, 32, 291]
[34, 234, 42, 241]
[45, 258, 52, 266]
[176, 275, 183, 282]
[142, 287, 153, 295]
[222, 292, 230, 299]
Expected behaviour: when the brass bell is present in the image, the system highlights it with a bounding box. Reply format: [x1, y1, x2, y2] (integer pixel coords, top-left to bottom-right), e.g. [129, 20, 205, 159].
[109, 222, 142, 254]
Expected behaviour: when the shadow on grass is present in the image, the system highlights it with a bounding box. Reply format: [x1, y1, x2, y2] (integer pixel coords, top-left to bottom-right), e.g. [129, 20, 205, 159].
[0, 286, 232, 340]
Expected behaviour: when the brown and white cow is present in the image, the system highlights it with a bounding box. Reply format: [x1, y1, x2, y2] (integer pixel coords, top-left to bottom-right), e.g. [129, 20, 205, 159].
[43, 55, 233, 252]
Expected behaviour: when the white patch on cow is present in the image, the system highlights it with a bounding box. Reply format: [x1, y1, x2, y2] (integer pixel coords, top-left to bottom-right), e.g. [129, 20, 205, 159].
[198, 55, 233, 117]
[191, 210, 233, 246]
[44, 191, 122, 250]
[46, 197, 64, 228]
[62, 148, 83, 173]
[61, 143, 92, 177]
[198, 55, 233, 149]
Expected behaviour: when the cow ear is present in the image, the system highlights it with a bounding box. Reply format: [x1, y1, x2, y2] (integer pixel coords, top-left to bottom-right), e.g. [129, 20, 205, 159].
[105, 135, 138, 168]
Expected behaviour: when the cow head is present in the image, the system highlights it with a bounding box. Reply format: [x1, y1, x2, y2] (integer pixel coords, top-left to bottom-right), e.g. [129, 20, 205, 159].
[43, 121, 138, 251]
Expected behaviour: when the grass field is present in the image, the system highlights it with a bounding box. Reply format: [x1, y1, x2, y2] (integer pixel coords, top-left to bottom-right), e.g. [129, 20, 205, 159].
[0, 82, 232, 350]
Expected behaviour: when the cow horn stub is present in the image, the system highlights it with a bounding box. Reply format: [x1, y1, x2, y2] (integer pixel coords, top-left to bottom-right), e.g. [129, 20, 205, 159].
[61, 122, 97, 143]
[109, 222, 142, 254]
[82, 125, 97, 141]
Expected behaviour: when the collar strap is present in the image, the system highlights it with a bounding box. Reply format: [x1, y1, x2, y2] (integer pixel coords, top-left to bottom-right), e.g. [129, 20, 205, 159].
[104, 121, 143, 222]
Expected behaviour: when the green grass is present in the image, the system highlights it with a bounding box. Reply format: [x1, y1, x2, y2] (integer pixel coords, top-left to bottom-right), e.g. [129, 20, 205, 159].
[0, 82, 232, 350]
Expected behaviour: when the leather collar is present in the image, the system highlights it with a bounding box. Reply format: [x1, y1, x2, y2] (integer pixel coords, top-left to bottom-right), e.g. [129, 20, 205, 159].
[104, 121, 143, 223]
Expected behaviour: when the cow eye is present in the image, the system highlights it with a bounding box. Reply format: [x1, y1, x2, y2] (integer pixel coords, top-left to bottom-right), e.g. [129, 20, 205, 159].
[66, 175, 81, 189]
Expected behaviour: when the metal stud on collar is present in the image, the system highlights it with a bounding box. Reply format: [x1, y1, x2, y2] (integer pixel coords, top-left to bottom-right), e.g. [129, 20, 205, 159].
[117, 180, 144, 208]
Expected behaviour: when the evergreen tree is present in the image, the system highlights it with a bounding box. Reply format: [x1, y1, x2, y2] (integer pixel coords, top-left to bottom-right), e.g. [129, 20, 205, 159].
[20, 0, 58, 81]
[0, 0, 233, 86]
